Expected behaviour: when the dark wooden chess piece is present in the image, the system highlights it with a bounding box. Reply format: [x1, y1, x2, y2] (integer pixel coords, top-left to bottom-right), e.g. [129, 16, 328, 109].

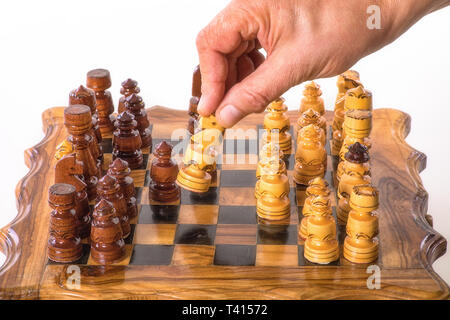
[55, 154, 91, 238]
[123, 93, 152, 149]
[108, 158, 138, 218]
[97, 174, 131, 238]
[90, 199, 125, 264]
[47, 183, 82, 263]
[64, 105, 100, 200]
[69, 85, 102, 144]
[86, 68, 115, 134]
[188, 65, 201, 135]
[112, 111, 143, 169]
[149, 141, 180, 202]
[118, 78, 140, 114]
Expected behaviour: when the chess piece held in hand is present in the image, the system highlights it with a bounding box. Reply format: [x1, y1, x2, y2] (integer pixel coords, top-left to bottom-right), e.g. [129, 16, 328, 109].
[90, 199, 126, 265]
[47, 183, 83, 263]
[149, 141, 180, 203]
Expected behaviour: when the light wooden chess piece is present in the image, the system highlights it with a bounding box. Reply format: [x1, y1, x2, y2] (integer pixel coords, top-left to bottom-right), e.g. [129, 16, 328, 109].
[177, 114, 224, 193]
[299, 178, 331, 239]
[299, 194, 332, 240]
[344, 184, 379, 263]
[262, 98, 292, 153]
[331, 71, 361, 155]
[343, 85, 373, 113]
[336, 110, 372, 184]
[304, 214, 339, 264]
[337, 142, 371, 225]
[299, 81, 325, 115]
[293, 124, 326, 185]
[295, 108, 327, 141]
[256, 161, 290, 222]
[256, 142, 286, 180]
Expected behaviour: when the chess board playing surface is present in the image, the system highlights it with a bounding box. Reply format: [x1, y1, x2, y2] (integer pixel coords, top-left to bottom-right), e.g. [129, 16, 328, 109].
[47, 121, 344, 268]
[0, 106, 448, 300]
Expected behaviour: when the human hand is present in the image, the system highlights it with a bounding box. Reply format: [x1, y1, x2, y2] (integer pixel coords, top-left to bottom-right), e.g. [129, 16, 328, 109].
[196, 0, 447, 128]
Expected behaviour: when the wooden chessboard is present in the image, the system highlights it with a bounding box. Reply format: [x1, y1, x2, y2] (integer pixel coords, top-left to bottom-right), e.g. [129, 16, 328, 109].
[0, 106, 448, 300]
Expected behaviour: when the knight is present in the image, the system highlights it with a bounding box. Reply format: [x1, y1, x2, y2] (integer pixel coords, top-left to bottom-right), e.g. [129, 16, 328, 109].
[55, 154, 91, 238]
[177, 114, 224, 193]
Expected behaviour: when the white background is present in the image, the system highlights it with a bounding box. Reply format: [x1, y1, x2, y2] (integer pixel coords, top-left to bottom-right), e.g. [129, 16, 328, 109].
[0, 0, 449, 286]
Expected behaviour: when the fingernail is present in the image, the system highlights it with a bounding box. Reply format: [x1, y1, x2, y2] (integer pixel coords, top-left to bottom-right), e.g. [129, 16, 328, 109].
[218, 105, 242, 128]
[197, 97, 206, 115]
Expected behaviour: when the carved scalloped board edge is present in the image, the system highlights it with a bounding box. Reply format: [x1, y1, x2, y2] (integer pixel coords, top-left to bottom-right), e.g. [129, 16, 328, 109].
[392, 109, 449, 296]
[0, 106, 449, 300]
[0, 107, 65, 299]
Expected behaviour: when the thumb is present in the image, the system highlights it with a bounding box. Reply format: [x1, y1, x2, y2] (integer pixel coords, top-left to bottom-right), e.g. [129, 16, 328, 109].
[216, 49, 302, 128]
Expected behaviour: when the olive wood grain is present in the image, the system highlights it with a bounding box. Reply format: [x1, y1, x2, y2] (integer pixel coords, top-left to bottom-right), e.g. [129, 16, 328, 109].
[0, 106, 448, 300]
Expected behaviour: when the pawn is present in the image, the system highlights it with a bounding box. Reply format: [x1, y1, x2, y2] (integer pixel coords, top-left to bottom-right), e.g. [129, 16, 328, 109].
[299, 81, 325, 115]
[344, 184, 379, 263]
[337, 142, 371, 224]
[255, 157, 288, 199]
[256, 143, 286, 180]
[262, 98, 292, 152]
[299, 194, 332, 240]
[305, 177, 331, 199]
[296, 108, 327, 141]
[86, 69, 116, 134]
[69, 84, 102, 144]
[149, 141, 180, 202]
[97, 174, 131, 238]
[108, 158, 138, 219]
[304, 214, 339, 264]
[47, 183, 82, 263]
[293, 124, 326, 185]
[90, 199, 125, 264]
[113, 111, 143, 169]
[118, 78, 140, 114]
[123, 93, 152, 149]
[256, 161, 290, 222]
